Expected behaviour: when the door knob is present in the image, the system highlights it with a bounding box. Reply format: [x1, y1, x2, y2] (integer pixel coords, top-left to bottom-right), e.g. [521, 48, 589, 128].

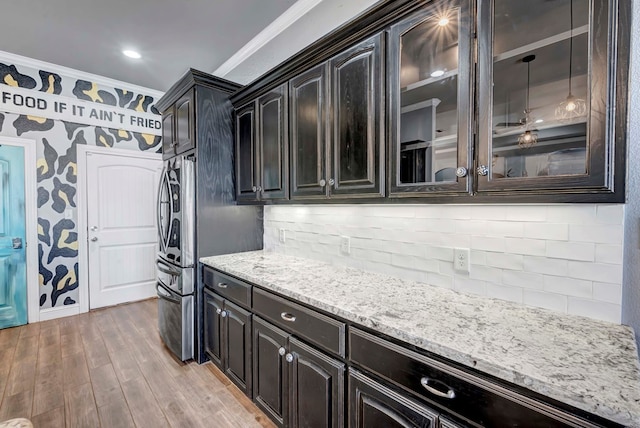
[90, 226, 98, 231]
[90, 237, 98, 242]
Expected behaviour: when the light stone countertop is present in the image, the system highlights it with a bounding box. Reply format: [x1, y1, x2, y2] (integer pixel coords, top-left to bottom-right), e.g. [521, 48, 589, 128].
[200, 250, 640, 427]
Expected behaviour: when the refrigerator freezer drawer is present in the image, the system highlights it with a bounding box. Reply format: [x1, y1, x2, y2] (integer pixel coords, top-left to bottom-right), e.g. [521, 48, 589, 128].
[157, 283, 193, 361]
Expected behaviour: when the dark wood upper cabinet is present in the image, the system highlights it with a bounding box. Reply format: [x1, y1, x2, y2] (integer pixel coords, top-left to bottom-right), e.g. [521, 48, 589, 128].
[476, 0, 629, 200]
[290, 63, 329, 199]
[161, 110, 174, 158]
[259, 84, 289, 200]
[388, 0, 474, 198]
[329, 33, 385, 199]
[236, 103, 258, 202]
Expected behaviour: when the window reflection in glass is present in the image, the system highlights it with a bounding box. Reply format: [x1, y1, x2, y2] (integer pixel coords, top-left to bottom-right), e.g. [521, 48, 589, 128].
[399, 5, 460, 184]
[491, 0, 589, 179]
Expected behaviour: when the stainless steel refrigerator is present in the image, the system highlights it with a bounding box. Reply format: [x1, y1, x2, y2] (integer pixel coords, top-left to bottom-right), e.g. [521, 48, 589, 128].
[155, 70, 263, 362]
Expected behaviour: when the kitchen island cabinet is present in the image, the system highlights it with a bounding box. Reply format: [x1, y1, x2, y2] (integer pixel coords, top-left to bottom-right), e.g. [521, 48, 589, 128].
[201, 251, 640, 428]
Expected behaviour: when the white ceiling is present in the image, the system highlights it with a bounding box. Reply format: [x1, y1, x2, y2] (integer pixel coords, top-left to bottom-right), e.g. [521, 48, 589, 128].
[0, 0, 298, 91]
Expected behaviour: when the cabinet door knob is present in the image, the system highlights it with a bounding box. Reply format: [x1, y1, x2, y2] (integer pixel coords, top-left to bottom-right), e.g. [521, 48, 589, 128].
[257, 186, 263, 192]
[455, 167, 468, 178]
[278, 347, 286, 356]
[477, 165, 489, 176]
[216, 308, 222, 315]
[420, 377, 456, 399]
[319, 179, 326, 187]
[220, 310, 228, 318]
[285, 353, 294, 363]
[252, 186, 257, 192]
[280, 312, 296, 322]
[328, 178, 335, 186]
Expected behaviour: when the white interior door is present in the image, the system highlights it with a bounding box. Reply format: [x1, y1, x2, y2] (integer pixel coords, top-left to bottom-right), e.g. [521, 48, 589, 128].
[87, 151, 162, 309]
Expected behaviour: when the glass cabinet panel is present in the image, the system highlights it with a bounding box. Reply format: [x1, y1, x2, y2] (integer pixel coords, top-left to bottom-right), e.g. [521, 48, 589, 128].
[490, 0, 588, 180]
[389, 0, 472, 196]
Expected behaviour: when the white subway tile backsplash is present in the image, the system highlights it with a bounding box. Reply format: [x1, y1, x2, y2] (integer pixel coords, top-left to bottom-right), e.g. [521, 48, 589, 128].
[485, 253, 524, 270]
[523, 290, 568, 312]
[567, 261, 623, 283]
[469, 264, 503, 282]
[543, 276, 592, 298]
[264, 204, 624, 323]
[504, 238, 546, 256]
[471, 236, 505, 252]
[593, 282, 623, 304]
[567, 298, 621, 323]
[523, 223, 569, 240]
[569, 224, 623, 244]
[523, 256, 568, 276]
[595, 244, 623, 265]
[546, 241, 595, 262]
[486, 283, 524, 304]
[454, 277, 487, 296]
[506, 205, 548, 222]
[502, 270, 544, 290]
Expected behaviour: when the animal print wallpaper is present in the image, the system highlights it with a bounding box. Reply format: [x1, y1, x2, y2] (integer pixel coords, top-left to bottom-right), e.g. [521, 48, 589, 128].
[0, 60, 162, 310]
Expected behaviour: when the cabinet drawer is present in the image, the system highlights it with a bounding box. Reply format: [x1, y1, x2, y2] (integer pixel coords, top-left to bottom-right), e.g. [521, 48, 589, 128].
[203, 268, 251, 308]
[349, 328, 607, 428]
[253, 288, 345, 357]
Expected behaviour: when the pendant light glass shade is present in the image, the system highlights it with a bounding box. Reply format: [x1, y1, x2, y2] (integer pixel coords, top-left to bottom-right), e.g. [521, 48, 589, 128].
[518, 55, 537, 149]
[556, 0, 587, 122]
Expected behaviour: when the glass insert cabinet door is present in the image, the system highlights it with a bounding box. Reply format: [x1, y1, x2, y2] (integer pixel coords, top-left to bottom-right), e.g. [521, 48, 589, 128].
[477, 0, 624, 195]
[389, 0, 473, 197]
[0, 144, 27, 329]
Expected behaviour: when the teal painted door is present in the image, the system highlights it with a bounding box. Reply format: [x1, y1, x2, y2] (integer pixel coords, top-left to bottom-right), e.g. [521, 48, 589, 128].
[0, 144, 27, 329]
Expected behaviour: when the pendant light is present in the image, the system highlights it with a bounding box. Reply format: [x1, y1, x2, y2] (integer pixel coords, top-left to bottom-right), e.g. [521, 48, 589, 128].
[555, 0, 586, 121]
[518, 55, 537, 149]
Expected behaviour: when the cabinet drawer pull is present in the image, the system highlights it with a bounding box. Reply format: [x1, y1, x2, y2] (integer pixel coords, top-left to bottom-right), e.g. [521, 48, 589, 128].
[216, 282, 228, 289]
[280, 312, 296, 322]
[420, 377, 456, 399]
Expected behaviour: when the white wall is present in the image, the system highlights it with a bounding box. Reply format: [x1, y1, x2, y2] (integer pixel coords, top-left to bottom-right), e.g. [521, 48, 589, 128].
[265, 204, 624, 323]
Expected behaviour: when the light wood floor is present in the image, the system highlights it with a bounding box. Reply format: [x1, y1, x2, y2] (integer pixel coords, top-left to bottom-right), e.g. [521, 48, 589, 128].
[0, 299, 275, 428]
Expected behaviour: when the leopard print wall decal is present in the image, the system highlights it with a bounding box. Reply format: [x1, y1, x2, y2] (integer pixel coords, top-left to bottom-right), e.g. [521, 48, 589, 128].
[0, 60, 162, 310]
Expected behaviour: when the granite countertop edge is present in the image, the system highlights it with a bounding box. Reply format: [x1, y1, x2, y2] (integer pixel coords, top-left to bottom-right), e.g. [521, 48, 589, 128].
[200, 251, 640, 427]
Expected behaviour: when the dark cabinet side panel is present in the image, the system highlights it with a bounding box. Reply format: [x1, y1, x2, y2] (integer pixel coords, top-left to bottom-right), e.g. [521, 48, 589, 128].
[330, 32, 384, 198]
[289, 337, 345, 428]
[203, 289, 224, 368]
[349, 369, 439, 428]
[253, 316, 289, 428]
[224, 300, 252, 397]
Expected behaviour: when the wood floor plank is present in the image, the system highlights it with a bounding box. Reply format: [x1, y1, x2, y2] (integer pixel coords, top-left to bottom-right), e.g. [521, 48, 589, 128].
[97, 397, 136, 428]
[30, 406, 65, 428]
[61, 351, 90, 391]
[89, 364, 124, 408]
[32, 361, 64, 417]
[120, 376, 170, 428]
[5, 359, 36, 396]
[0, 388, 33, 421]
[13, 334, 38, 363]
[82, 337, 111, 370]
[63, 382, 99, 428]
[60, 332, 83, 357]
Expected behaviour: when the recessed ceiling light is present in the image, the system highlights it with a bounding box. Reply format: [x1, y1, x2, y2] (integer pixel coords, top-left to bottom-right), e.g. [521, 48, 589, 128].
[430, 70, 445, 78]
[123, 50, 141, 59]
[438, 17, 450, 27]
[535, 119, 544, 124]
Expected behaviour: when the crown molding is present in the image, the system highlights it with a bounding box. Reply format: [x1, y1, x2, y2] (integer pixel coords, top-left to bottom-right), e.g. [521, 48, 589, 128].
[213, 0, 322, 78]
[0, 49, 164, 99]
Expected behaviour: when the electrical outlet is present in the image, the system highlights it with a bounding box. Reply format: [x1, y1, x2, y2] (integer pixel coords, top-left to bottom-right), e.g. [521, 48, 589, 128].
[454, 248, 470, 273]
[340, 236, 350, 255]
[279, 228, 286, 243]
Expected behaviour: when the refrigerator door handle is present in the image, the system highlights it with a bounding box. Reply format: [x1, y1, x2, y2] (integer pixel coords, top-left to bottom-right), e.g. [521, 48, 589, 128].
[156, 258, 179, 276]
[157, 282, 181, 304]
[156, 167, 169, 253]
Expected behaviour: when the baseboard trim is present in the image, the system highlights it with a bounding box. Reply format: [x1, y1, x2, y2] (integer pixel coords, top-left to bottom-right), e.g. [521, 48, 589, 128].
[38, 304, 81, 322]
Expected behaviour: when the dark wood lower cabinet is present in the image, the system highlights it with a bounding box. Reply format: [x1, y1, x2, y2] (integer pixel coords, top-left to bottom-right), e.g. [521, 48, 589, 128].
[289, 338, 345, 428]
[253, 316, 289, 427]
[203, 289, 252, 396]
[349, 369, 439, 428]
